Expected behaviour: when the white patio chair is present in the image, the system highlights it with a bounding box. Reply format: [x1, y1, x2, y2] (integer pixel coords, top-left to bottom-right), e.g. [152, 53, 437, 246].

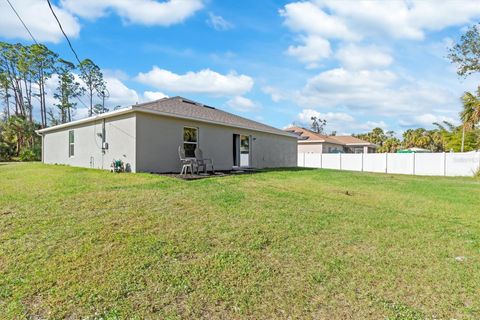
[194, 148, 215, 174]
[178, 145, 195, 175]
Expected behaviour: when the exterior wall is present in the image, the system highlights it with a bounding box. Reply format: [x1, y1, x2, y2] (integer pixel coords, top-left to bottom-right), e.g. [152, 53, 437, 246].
[135, 112, 297, 173]
[298, 142, 343, 153]
[298, 142, 323, 153]
[299, 142, 376, 154]
[298, 143, 323, 153]
[42, 113, 136, 172]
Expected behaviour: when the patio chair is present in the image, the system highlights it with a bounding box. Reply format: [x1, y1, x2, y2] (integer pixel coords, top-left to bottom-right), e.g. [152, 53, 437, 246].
[195, 148, 215, 174]
[178, 145, 195, 175]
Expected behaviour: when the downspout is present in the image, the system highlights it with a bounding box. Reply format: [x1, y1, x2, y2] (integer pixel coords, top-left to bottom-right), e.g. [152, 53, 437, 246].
[101, 119, 106, 170]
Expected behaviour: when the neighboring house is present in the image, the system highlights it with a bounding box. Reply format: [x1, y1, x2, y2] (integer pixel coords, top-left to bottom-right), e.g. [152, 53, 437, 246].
[37, 97, 298, 173]
[285, 126, 377, 154]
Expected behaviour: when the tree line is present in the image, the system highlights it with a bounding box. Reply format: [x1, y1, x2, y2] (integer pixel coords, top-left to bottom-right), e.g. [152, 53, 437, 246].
[351, 124, 479, 153]
[0, 41, 107, 161]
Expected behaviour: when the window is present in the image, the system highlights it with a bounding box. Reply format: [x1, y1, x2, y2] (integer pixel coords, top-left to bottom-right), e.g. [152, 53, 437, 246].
[183, 127, 198, 157]
[68, 130, 74, 157]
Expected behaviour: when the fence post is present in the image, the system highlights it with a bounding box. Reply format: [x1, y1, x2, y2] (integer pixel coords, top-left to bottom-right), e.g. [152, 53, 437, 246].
[385, 153, 388, 173]
[320, 152, 323, 169]
[413, 152, 416, 175]
[339, 153, 342, 170]
[443, 152, 446, 176]
[303, 153, 305, 167]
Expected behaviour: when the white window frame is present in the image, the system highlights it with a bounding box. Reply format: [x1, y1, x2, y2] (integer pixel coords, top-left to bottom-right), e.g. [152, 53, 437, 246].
[68, 130, 75, 158]
[183, 126, 198, 157]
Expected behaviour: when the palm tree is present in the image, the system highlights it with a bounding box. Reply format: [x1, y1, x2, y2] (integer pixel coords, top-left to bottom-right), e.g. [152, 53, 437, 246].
[460, 90, 480, 151]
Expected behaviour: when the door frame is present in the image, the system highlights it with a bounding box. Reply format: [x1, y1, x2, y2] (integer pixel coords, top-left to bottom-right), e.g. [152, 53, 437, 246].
[233, 134, 252, 168]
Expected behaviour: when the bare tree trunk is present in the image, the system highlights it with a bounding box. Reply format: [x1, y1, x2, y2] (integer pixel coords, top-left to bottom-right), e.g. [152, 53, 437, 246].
[89, 88, 93, 117]
[3, 87, 9, 119]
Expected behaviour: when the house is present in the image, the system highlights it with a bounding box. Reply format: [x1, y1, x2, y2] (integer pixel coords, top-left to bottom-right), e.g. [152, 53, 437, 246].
[37, 97, 298, 173]
[285, 126, 377, 154]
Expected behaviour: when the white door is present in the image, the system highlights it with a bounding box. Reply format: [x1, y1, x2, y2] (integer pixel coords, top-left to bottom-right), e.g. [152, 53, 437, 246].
[240, 135, 250, 167]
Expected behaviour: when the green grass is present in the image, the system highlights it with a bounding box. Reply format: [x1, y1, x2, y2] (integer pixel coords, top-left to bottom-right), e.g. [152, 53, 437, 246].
[1, 163, 480, 319]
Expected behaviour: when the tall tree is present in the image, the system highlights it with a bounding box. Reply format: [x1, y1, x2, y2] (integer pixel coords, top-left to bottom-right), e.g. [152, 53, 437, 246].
[434, 121, 479, 152]
[310, 116, 327, 134]
[461, 90, 480, 131]
[30, 44, 58, 128]
[0, 43, 25, 116]
[402, 128, 444, 152]
[79, 59, 106, 117]
[0, 72, 10, 119]
[448, 24, 480, 77]
[17, 45, 35, 122]
[460, 89, 480, 151]
[54, 59, 85, 123]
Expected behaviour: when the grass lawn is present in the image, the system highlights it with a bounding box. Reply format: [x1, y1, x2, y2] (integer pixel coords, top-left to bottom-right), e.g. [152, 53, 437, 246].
[1, 163, 480, 319]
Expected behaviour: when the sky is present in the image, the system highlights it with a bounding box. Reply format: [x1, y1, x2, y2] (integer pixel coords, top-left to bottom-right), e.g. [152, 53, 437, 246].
[1, 0, 480, 135]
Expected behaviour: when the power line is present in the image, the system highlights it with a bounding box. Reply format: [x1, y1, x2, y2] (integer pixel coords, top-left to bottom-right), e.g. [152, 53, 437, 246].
[45, 0, 109, 102]
[46, 0, 81, 65]
[5, 0, 38, 44]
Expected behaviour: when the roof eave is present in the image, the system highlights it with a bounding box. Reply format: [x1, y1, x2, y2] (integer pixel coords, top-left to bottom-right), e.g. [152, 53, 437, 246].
[345, 143, 378, 147]
[36, 107, 134, 134]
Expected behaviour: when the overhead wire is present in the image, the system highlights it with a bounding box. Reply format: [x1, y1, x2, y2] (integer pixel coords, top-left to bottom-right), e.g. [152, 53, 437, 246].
[7, 0, 108, 114]
[45, 0, 81, 65]
[5, 0, 38, 44]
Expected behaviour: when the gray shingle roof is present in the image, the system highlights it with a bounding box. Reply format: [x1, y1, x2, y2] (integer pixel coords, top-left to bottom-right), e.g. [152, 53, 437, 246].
[134, 96, 292, 137]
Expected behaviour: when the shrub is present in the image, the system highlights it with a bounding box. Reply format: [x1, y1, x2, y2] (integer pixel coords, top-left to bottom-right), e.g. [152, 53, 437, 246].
[19, 146, 41, 161]
[0, 141, 14, 161]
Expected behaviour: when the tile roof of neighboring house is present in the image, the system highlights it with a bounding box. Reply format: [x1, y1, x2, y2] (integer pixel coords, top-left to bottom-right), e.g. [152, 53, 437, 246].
[329, 135, 377, 146]
[284, 126, 376, 147]
[134, 97, 292, 136]
[38, 96, 295, 137]
[285, 126, 342, 144]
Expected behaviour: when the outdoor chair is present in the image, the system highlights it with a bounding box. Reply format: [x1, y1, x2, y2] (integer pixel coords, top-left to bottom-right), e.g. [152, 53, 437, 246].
[178, 145, 195, 175]
[194, 148, 215, 174]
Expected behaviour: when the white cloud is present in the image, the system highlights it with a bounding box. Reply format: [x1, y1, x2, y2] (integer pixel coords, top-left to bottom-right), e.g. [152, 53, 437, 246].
[135, 67, 254, 96]
[262, 86, 287, 102]
[61, 0, 204, 26]
[207, 12, 233, 31]
[356, 120, 388, 131]
[295, 108, 387, 134]
[336, 44, 393, 70]
[226, 96, 258, 112]
[282, 1, 480, 41]
[304, 68, 397, 93]
[297, 109, 354, 123]
[104, 76, 139, 107]
[298, 68, 454, 117]
[280, 1, 480, 66]
[400, 113, 458, 128]
[286, 35, 331, 68]
[280, 1, 357, 40]
[0, 0, 80, 43]
[143, 91, 168, 101]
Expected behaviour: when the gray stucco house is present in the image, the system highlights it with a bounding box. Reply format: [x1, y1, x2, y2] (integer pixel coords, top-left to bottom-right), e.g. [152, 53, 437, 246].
[37, 97, 298, 173]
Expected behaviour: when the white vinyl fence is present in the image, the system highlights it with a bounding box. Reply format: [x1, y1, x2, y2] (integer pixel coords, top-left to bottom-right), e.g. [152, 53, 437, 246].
[298, 152, 480, 177]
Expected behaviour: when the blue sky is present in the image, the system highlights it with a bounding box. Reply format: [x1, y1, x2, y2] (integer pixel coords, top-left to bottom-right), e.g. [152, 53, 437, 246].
[1, 0, 480, 135]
